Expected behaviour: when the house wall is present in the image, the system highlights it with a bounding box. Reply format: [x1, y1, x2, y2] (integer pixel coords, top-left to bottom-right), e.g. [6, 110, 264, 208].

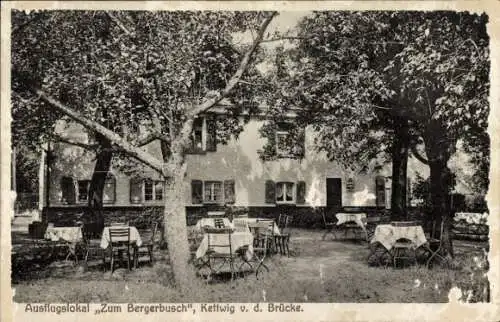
[44, 119, 430, 226]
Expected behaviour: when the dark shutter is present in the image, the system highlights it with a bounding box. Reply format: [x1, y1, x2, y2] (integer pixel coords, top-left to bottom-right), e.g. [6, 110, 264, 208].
[130, 177, 142, 204]
[294, 127, 306, 158]
[296, 181, 306, 204]
[205, 114, 217, 152]
[375, 176, 386, 208]
[224, 180, 235, 204]
[191, 180, 203, 204]
[265, 180, 276, 204]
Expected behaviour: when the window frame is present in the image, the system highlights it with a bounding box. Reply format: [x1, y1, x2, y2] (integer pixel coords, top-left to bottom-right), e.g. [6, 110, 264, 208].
[143, 179, 164, 202]
[203, 180, 223, 204]
[275, 181, 296, 204]
[275, 130, 290, 156]
[188, 117, 207, 153]
[77, 180, 91, 203]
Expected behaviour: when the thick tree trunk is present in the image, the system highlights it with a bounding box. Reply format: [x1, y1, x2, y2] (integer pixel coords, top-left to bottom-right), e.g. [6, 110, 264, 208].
[424, 123, 454, 257]
[86, 133, 113, 236]
[390, 119, 409, 221]
[160, 120, 196, 293]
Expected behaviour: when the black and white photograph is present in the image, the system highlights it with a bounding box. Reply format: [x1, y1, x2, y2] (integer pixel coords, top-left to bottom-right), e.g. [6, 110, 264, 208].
[2, 1, 499, 321]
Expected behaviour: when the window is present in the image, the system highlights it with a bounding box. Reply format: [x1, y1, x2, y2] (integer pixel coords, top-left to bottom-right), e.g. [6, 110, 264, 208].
[276, 182, 295, 203]
[191, 118, 204, 151]
[204, 181, 223, 203]
[61, 176, 76, 204]
[187, 115, 217, 154]
[77, 180, 91, 202]
[144, 180, 164, 201]
[276, 131, 289, 156]
[103, 174, 116, 204]
[191, 180, 235, 205]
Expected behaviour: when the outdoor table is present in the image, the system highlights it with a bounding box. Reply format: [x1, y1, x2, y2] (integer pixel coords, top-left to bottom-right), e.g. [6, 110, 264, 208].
[230, 217, 281, 235]
[454, 212, 488, 224]
[195, 231, 254, 261]
[370, 224, 427, 251]
[194, 217, 232, 232]
[44, 226, 84, 262]
[323, 213, 368, 241]
[100, 226, 143, 249]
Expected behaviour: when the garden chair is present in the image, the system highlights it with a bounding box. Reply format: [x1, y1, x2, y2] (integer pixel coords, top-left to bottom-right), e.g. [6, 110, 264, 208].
[424, 220, 449, 268]
[275, 214, 292, 256]
[134, 221, 158, 268]
[106, 226, 132, 272]
[392, 238, 417, 268]
[204, 227, 238, 281]
[322, 211, 336, 240]
[391, 221, 420, 268]
[255, 219, 276, 253]
[249, 222, 271, 279]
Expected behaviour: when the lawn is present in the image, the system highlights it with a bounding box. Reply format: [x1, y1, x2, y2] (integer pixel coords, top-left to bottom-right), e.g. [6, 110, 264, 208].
[11, 228, 489, 303]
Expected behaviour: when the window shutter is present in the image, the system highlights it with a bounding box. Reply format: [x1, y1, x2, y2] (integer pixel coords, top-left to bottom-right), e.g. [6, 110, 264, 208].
[205, 114, 217, 152]
[296, 181, 306, 204]
[191, 180, 203, 204]
[295, 128, 306, 158]
[130, 178, 142, 204]
[224, 180, 235, 204]
[265, 180, 276, 204]
[375, 176, 386, 208]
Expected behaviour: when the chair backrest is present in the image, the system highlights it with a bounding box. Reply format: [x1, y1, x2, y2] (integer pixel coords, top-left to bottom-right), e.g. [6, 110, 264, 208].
[278, 214, 292, 232]
[249, 222, 271, 253]
[109, 227, 130, 246]
[256, 219, 275, 235]
[232, 219, 249, 232]
[207, 211, 226, 218]
[344, 214, 358, 222]
[206, 228, 233, 255]
[430, 220, 445, 240]
[214, 218, 226, 229]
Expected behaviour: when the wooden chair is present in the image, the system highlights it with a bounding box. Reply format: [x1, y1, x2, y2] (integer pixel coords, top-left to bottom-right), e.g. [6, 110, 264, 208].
[392, 238, 417, 268]
[276, 214, 292, 256]
[391, 221, 419, 268]
[322, 211, 336, 240]
[204, 227, 238, 281]
[249, 222, 271, 278]
[134, 222, 158, 268]
[107, 226, 132, 272]
[425, 220, 448, 268]
[256, 219, 276, 253]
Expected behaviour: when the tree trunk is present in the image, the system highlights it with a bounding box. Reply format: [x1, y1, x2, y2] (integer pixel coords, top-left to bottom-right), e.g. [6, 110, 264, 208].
[86, 133, 113, 236]
[390, 119, 409, 221]
[161, 145, 196, 293]
[424, 123, 454, 257]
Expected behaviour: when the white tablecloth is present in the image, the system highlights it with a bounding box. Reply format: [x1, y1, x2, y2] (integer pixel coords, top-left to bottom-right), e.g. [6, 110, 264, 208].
[371, 224, 427, 250]
[194, 218, 232, 232]
[100, 226, 142, 249]
[336, 213, 367, 226]
[44, 227, 83, 243]
[231, 218, 281, 235]
[196, 231, 254, 260]
[454, 212, 488, 225]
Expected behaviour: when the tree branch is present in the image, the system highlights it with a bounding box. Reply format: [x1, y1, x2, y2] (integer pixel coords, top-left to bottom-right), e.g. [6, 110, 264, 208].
[52, 135, 99, 150]
[21, 84, 166, 175]
[187, 12, 277, 118]
[411, 145, 429, 164]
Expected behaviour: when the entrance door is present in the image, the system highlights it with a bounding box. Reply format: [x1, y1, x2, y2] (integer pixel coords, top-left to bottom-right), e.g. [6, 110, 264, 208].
[326, 178, 342, 208]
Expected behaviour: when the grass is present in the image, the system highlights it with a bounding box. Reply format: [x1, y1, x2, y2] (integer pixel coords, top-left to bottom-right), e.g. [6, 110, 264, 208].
[11, 228, 489, 303]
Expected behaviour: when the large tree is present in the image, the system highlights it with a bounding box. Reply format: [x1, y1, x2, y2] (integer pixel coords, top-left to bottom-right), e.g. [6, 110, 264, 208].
[12, 10, 276, 291]
[260, 11, 489, 256]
